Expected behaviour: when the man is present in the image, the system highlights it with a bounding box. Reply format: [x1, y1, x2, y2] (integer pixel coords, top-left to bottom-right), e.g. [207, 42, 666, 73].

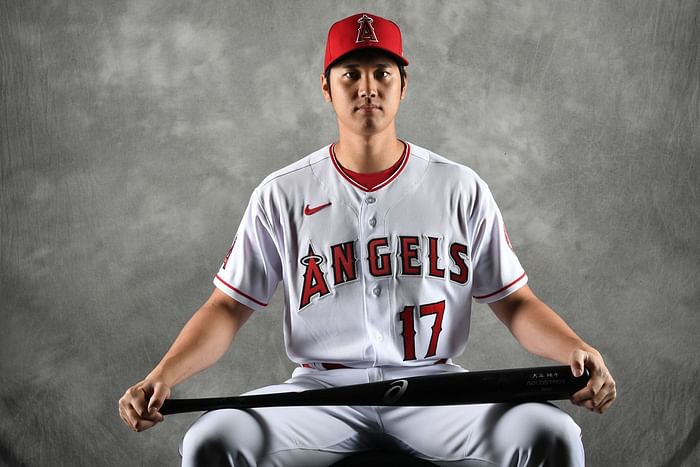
[119, 12, 616, 466]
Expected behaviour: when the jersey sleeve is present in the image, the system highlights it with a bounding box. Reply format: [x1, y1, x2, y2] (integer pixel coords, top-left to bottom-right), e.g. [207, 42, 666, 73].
[213, 188, 283, 311]
[469, 181, 528, 304]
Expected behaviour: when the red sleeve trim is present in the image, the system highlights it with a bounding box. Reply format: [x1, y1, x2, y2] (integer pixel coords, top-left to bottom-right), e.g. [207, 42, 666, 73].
[215, 274, 268, 307]
[473, 272, 527, 300]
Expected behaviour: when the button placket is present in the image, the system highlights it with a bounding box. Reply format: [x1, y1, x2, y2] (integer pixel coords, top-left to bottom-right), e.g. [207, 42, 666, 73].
[360, 193, 383, 363]
[365, 195, 377, 229]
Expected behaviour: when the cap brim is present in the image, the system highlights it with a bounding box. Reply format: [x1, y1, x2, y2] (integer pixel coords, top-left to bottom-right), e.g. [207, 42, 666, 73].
[325, 47, 409, 72]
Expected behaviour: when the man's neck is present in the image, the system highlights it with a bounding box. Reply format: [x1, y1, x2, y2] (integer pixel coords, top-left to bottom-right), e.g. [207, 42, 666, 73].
[333, 128, 405, 174]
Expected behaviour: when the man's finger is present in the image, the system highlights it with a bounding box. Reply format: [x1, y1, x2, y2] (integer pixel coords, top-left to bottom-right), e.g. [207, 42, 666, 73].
[592, 380, 614, 406]
[590, 375, 607, 398]
[132, 419, 157, 432]
[571, 385, 593, 404]
[119, 397, 136, 428]
[123, 402, 161, 431]
[571, 397, 595, 411]
[121, 404, 143, 430]
[129, 387, 150, 417]
[148, 382, 170, 413]
[119, 412, 130, 428]
[594, 385, 617, 411]
[596, 395, 616, 414]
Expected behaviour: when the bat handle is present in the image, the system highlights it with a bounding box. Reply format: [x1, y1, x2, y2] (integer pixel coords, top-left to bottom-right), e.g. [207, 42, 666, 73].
[160, 398, 198, 415]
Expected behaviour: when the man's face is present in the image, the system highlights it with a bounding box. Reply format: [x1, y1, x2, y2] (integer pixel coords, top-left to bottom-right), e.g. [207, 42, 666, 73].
[321, 50, 407, 138]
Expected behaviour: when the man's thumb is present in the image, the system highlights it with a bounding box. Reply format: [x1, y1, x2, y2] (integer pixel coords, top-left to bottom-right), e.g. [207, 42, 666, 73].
[571, 359, 584, 377]
[147, 383, 169, 412]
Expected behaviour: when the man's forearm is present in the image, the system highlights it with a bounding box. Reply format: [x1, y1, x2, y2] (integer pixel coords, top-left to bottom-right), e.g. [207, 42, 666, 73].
[489, 285, 617, 414]
[510, 299, 596, 363]
[146, 290, 253, 387]
[489, 286, 597, 363]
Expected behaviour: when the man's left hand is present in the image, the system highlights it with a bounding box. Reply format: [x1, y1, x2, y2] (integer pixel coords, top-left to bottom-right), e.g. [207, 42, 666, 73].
[569, 348, 617, 414]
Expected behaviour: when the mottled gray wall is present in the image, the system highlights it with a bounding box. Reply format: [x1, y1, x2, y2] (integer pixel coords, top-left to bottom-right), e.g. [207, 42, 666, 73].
[1, 0, 698, 466]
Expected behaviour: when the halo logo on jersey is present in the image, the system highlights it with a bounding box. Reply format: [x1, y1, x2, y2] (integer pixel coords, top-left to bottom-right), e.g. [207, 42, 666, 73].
[356, 14, 379, 43]
[504, 224, 514, 250]
[299, 245, 331, 309]
[222, 236, 236, 269]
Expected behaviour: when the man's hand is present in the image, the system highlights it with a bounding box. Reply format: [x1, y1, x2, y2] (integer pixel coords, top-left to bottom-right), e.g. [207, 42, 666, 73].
[119, 379, 171, 432]
[489, 286, 617, 414]
[569, 349, 617, 414]
[116, 289, 253, 432]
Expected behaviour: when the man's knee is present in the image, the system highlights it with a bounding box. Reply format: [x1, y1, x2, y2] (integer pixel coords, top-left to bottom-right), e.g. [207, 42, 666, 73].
[191, 438, 234, 466]
[493, 403, 584, 467]
[181, 409, 267, 467]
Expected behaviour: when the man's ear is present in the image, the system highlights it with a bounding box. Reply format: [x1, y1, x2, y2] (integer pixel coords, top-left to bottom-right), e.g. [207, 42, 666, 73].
[400, 72, 408, 100]
[320, 73, 332, 102]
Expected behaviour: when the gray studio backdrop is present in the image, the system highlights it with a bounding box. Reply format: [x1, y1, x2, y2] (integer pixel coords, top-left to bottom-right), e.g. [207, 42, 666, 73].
[1, 1, 698, 466]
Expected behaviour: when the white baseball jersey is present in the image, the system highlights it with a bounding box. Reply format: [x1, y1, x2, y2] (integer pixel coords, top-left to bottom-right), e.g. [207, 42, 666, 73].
[213, 141, 527, 368]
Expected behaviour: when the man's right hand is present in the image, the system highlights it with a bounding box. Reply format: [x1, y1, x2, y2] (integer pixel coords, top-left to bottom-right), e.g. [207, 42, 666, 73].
[119, 379, 171, 432]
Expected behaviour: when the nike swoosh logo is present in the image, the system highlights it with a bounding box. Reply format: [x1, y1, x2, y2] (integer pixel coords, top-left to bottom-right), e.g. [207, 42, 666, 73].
[304, 202, 332, 216]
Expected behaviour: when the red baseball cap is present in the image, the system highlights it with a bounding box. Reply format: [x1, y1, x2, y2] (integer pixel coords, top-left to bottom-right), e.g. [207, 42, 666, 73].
[324, 12, 409, 72]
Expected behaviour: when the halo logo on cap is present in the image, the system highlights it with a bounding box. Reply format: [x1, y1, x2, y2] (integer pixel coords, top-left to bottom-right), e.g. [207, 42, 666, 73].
[324, 12, 409, 72]
[356, 14, 379, 43]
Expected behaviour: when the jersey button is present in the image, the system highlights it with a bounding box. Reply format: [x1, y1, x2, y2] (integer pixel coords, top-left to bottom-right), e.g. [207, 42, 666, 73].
[376, 333, 384, 341]
[372, 286, 381, 296]
[368, 217, 377, 228]
[366, 196, 376, 204]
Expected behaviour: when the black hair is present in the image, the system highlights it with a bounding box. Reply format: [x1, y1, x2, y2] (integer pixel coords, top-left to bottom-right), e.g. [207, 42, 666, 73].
[324, 59, 407, 99]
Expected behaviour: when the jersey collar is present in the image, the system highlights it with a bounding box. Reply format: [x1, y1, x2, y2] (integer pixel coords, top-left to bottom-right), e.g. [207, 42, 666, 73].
[328, 140, 410, 192]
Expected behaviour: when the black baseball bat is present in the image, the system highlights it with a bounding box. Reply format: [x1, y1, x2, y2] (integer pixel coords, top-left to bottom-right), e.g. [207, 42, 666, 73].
[159, 365, 589, 415]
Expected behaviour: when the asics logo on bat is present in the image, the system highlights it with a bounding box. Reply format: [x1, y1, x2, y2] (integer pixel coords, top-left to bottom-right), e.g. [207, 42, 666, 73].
[383, 379, 408, 404]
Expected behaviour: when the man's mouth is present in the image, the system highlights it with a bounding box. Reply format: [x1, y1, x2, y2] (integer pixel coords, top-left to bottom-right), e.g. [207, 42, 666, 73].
[358, 104, 380, 112]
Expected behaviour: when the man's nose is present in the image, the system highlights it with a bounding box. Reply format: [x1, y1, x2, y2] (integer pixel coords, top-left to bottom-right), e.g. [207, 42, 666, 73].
[358, 75, 377, 98]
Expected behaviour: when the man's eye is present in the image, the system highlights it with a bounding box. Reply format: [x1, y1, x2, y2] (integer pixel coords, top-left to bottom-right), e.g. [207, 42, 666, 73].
[376, 71, 390, 79]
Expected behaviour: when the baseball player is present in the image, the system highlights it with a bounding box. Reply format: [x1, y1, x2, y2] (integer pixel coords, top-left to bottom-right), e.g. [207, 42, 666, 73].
[119, 12, 617, 467]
